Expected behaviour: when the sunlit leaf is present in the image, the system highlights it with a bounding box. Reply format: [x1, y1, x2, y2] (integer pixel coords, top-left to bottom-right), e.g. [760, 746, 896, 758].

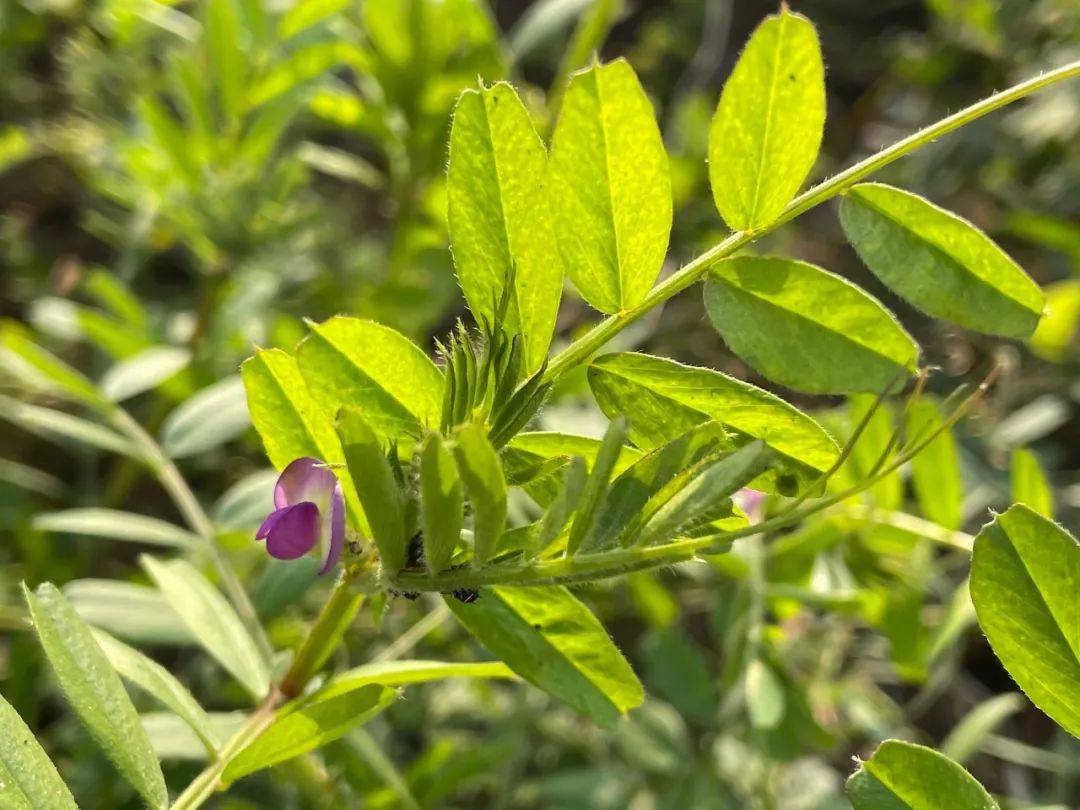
[63, 579, 195, 647]
[447, 585, 642, 728]
[970, 505, 1080, 738]
[240, 348, 365, 531]
[337, 407, 407, 573]
[566, 416, 628, 555]
[23, 583, 168, 809]
[1010, 448, 1053, 518]
[0, 692, 77, 809]
[222, 685, 396, 784]
[549, 58, 671, 313]
[296, 317, 443, 442]
[452, 423, 507, 566]
[704, 257, 918, 394]
[420, 432, 464, 574]
[141, 556, 271, 700]
[33, 508, 199, 549]
[448, 82, 562, 371]
[907, 399, 962, 530]
[840, 183, 1044, 337]
[847, 739, 998, 810]
[94, 630, 220, 754]
[160, 376, 251, 458]
[587, 352, 838, 493]
[0, 395, 139, 458]
[708, 8, 825, 231]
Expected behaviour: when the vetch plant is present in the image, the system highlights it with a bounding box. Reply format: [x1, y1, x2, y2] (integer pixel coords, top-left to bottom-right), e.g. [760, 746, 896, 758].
[2, 8, 1079, 808]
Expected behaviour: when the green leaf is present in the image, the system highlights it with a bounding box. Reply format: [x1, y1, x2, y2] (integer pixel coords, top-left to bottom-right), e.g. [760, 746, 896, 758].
[296, 317, 443, 442]
[312, 659, 516, 699]
[840, 183, 1044, 338]
[420, 432, 464, 574]
[745, 658, 785, 730]
[0, 692, 77, 809]
[907, 399, 962, 530]
[447, 585, 643, 728]
[33, 508, 199, 549]
[536, 456, 588, 554]
[205, 0, 246, 120]
[160, 376, 251, 458]
[549, 58, 671, 313]
[448, 83, 562, 371]
[633, 440, 770, 547]
[64, 579, 195, 647]
[708, 8, 824, 232]
[0, 323, 106, 407]
[704, 257, 919, 394]
[94, 630, 220, 754]
[452, 423, 508, 566]
[970, 505, 1080, 738]
[1029, 279, 1080, 361]
[940, 693, 1025, 765]
[587, 352, 839, 492]
[240, 348, 365, 530]
[142, 712, 247, 762]
[212, 468, 278, 529]
[0, 395, 139, 458]
[141, 556, 271, 700]
[337, 407, 407, 574]
[566, 416, 628, 555]
[278, 0, 349, 39]
[1010, 448, 1052, 518]
[23, 582, 168, 809]
[847, 395, 902, 511]
[99, 347, 190, 402]
[222, 685, 396, 784]
[847, 739, 998, 810]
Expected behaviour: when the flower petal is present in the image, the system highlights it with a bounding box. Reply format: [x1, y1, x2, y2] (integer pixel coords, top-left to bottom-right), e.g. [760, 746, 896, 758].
[275, 457, 338, 510]
[319, 483, 346, 574]
[265, 502, 321, 560]
[256, 507, 290, 540]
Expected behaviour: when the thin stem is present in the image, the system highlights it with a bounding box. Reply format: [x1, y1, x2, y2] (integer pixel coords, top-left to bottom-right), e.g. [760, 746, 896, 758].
[279, 571, 364, 699]
[170, 690, 282, 810]
[172, 566, 372, 808]
[108, 408, 274, 664]
[371, 600, 450, 663]
[542, 59, 1080, 383]
[391, 368, 994, 592]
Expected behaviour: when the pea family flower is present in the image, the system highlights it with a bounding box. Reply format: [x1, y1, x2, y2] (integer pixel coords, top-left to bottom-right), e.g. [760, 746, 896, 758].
[256, 457, 345, 573]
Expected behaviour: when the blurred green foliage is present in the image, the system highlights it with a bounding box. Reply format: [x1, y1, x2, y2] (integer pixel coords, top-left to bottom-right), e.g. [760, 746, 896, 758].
[2, 0, 1080, 807]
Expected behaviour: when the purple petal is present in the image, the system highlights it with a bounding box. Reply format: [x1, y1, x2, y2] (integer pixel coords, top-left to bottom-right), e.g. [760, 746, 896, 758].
[256, 507, 290, 540]
[318, 482, 346, 574]
[265, 502, 321, 560]
[275, 457, 338, 510]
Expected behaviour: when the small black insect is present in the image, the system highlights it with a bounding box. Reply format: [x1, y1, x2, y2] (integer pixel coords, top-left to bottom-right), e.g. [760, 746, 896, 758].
[450, 588, 479, 604]
[405, 531, 425, 568]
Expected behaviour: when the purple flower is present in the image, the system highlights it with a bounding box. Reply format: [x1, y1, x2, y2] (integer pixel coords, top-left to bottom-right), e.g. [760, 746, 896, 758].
[736, 488, 765, 523]
[256, 457, 345, 574]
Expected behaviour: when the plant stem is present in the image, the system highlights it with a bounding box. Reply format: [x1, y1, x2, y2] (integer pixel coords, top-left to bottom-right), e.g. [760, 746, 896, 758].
[543, 58, 1080, 382]
[170, 690, 282, 810]
[108, 408, 274, 664]
[392, 370, 992, 592]
[172, 568, 371, 808]
[279, 572, 364, 699]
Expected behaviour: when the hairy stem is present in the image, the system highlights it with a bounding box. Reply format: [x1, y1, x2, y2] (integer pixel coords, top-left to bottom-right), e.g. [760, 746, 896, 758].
[543, 59, 1080, 382]
[391, 369, 993, 592]
[170, 690, 282, 810]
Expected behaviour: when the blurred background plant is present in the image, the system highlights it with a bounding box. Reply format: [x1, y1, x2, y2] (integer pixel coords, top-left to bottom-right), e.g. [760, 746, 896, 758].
[1, 0, 1079, 807]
